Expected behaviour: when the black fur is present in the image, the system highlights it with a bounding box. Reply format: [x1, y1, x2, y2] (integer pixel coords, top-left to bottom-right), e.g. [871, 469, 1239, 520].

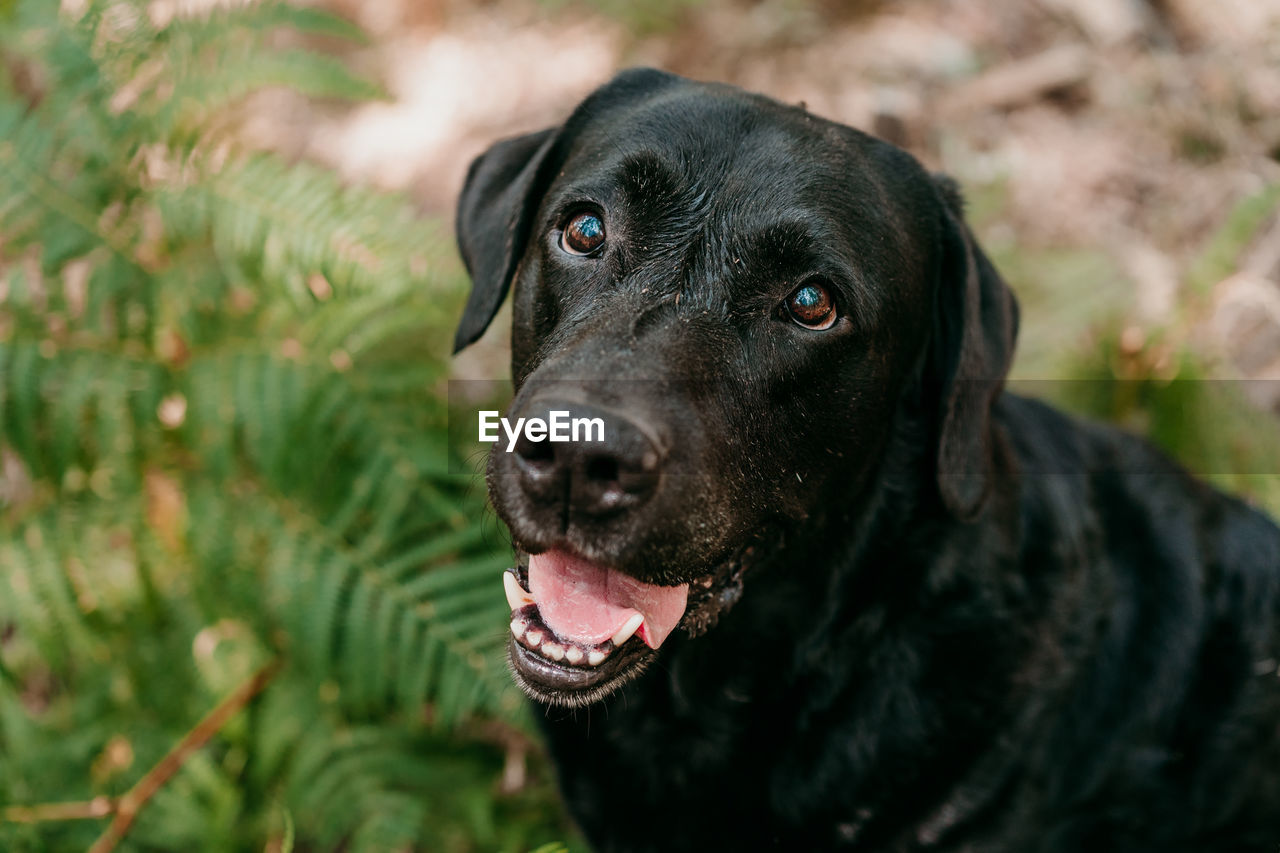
[455, 69, 1280, 851]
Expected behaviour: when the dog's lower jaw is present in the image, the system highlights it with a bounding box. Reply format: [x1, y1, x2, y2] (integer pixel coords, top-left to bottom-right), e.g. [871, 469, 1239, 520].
[508, 641, 657, 709]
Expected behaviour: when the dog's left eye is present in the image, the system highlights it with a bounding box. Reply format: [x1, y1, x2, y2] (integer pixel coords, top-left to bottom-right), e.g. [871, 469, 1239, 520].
[561, 212, 606, 255]
[784, 281, 837, 330]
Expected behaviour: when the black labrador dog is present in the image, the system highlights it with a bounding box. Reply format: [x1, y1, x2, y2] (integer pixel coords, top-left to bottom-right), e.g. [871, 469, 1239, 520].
[453, 69, 1280, 852]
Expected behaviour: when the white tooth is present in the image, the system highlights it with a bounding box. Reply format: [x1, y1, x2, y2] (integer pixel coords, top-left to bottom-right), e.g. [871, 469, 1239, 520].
[565, 647, 584, 664]
[542, 642, 565, 661]
[587, 649, 606, 666]
[504, 571, 533, 611]
[524, 629, 544, 647]
[510, 618, 526, 640]
[611, 613, 644, 647]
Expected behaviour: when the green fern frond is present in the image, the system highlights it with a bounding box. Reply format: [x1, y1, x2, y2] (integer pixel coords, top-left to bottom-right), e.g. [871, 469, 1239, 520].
[0, 343, 166, 495]
[260, 500, 515, 723]
[0, 1, 573, 848]
[156, 155, 445, 302]
[0, 517, 103, 669]
[0, 104, 134, 272]
[155, 50, 383, 139]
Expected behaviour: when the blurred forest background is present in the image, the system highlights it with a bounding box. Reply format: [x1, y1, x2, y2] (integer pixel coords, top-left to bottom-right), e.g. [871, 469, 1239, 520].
[1, 0, 1278, 850]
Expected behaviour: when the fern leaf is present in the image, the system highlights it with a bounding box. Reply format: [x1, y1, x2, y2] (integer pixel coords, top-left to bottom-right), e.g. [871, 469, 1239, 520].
[250, 489, 514, 722]
[154, 154, 444, 301]
[0, 342, 164, 492]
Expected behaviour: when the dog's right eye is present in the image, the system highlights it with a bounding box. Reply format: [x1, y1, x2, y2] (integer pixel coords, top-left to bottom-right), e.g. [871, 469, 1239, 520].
[784, 281, 838, 330]
[561, 212, 606, 255]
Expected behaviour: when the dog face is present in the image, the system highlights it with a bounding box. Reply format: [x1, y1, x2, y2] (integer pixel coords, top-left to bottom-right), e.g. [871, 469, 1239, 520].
[455, 69, 1018, 706]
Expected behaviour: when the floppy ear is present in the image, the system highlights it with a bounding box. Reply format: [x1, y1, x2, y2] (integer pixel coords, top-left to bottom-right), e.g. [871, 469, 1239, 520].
[929, 175, 1020, 519]
[453, 127, 560, 353]
[453, 68, 685, 353]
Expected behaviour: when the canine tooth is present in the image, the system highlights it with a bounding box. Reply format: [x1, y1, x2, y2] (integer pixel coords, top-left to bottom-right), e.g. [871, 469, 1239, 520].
[587, 649, 607, 666]
[510, 618, 527, 640]
[542, 642, 565, 661]
[611, 614, 644, 647]
[524, 629, 544, 647]
[504, 571, 534, 611]
[565, 646, 584, 664]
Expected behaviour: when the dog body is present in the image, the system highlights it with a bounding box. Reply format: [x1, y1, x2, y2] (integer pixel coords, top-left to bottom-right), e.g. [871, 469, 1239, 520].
[454, 69, 1280, 851]
[539, 394, 1280, 852]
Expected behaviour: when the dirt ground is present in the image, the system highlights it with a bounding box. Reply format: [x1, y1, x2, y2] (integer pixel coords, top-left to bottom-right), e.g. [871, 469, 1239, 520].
[245, 0, 1280, 402]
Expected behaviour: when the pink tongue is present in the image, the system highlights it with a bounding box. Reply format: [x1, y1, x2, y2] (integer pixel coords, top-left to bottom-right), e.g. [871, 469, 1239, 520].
[526, 550, 689, 649]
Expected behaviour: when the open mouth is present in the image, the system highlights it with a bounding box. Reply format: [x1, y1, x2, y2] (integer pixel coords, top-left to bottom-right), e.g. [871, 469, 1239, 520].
[502, 536, 767, 706]
[503, 549, 692, 705]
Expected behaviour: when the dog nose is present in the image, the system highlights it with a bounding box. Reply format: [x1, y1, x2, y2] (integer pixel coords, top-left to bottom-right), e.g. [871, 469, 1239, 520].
[511, 400, 662, 517]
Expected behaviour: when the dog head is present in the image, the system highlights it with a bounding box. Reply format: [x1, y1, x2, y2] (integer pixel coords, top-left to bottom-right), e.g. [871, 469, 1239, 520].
[455, 69, 1018, 706]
